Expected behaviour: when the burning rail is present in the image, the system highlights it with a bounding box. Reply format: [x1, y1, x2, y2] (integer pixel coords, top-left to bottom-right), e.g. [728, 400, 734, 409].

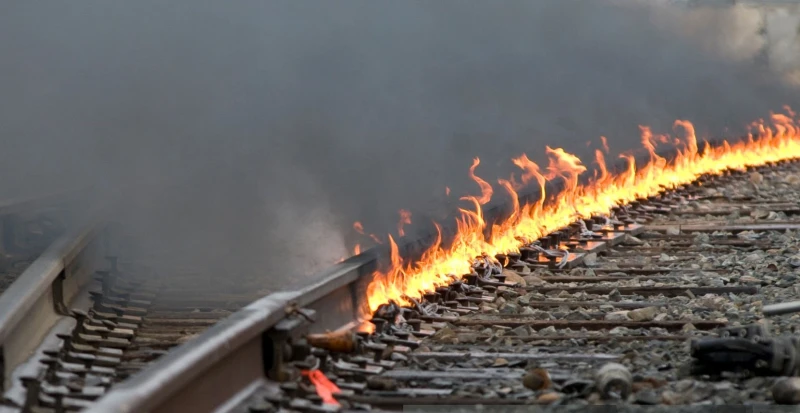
[361, 109, 800, 317]
[87, 109, 800, 412]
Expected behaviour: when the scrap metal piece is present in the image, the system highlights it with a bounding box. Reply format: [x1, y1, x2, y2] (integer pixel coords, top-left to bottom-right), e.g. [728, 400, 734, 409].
[718, 323, 771, 341]
[306, 330, 358, 354]
[764, 301, 800, 317]
[690, 336, 800, 377]
[595, 362, 632, 400]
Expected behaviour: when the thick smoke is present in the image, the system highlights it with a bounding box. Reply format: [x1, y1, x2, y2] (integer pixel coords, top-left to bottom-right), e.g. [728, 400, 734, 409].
[0, 1, 797, 290]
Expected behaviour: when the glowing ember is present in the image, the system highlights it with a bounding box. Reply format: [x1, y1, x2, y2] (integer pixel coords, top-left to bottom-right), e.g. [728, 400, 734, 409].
[301, 369, 340, 405]
[363, 109, 800, 314]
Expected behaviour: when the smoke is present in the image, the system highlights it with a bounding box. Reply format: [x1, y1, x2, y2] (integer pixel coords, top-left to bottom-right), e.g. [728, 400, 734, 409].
[0, 0, 798, 290]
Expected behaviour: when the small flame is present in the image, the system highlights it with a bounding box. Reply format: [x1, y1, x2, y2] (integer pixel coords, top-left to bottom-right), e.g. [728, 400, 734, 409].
[353, 222, 364, 234]
[301, 370, 340, 406]
[445, 186, 451, 196]
[364, 108, 800, 314]
[463, 157, 493, 205]
[397, 209, 412, 237]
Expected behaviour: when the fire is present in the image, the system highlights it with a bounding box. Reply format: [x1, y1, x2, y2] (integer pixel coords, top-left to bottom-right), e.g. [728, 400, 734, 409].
[465, 157, 493, 205]
[363, 109, 800, 314]
[353, 220, 383, 244]
[397, 209, 412, 237]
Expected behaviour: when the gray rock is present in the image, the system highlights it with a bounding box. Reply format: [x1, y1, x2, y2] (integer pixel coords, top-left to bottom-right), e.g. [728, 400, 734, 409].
[635, 390, 661, 405]
[500, 302, 519, 314]
[605, 310, 630, 321]
[713, 382, 735, 391]
[744, 253, 763, 263]
[517, 293, 536, 306]
[391, 352, 409, 362]
[653, 313, 669, 322]
[628, 306, 658, 322]
[565, 310, 592, 320]
[624, 235, 644, 245]
[457, 333, 480, 343]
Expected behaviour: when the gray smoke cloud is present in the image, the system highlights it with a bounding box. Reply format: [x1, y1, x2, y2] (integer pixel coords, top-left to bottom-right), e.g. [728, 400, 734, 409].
[0, 0, 798, 290]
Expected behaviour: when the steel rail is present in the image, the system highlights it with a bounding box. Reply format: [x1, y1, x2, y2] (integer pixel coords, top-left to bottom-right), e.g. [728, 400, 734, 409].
[0, 205, 109, 395]
[87, 136, 757, 413]
[0, 186, 113, 409]
[0, 178, 206, 407]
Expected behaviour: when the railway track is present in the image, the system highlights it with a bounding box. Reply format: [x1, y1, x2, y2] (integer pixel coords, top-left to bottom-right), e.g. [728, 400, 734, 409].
[212, 159, 800, 409]
[0, 225, 268, 411]
[79, 140, 800, 411]
[0, 179, 279, 411]
[0, 189, 106, 410]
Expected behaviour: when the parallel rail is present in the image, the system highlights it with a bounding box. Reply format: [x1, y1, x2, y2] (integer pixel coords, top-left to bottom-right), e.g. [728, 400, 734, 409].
[87, 138, 768, 412]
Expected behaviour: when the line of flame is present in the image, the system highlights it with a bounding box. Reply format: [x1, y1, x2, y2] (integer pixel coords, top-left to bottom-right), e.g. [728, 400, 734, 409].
[364, 109, 800, 314]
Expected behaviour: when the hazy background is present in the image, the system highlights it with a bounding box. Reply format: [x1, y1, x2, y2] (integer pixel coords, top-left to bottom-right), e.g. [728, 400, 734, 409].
[1, 0, 799, 289]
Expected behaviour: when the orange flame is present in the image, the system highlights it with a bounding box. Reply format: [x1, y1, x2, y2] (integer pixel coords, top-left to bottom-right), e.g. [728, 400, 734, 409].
[301, 369, 340, 406]
[397, 209, 412, 237]
[364, 109, 800, 314]
[353, 220, 383, 246]
[463, 157, 493, 205]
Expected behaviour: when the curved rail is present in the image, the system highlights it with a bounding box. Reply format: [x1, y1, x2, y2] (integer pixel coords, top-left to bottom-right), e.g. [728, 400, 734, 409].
[87, 138, 744, 413]
[87, 252, 375, 413]
[0, 218, 106, 385]
[0, 189, 108, 408]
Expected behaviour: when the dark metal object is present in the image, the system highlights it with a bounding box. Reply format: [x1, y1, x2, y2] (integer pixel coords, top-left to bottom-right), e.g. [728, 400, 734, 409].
[596, 362, 632, 400]
[690, 336, 800, 377]
[764, 301, 800, 317]
[718, 323, 770, 341]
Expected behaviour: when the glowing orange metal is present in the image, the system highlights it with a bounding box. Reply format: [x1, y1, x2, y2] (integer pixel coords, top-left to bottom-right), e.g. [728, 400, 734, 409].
[301, 369, 341, 406]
